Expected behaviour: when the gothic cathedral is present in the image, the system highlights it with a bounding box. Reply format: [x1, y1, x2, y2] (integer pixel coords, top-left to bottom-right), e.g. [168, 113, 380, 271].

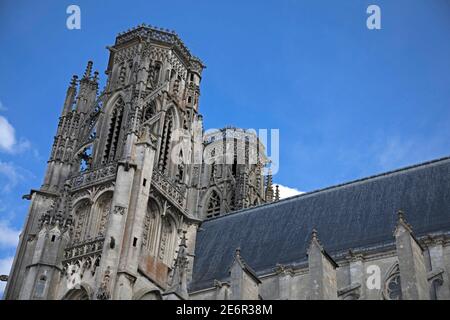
[4, 25, 275, 300]
[5, 25, 450, 301]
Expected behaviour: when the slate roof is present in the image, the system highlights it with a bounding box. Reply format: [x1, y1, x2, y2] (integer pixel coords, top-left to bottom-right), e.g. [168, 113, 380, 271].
[190, 157, 450, 292]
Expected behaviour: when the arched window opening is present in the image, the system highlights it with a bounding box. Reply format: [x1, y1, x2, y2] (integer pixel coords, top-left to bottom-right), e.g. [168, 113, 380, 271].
[103, 99, 124, 163]
[383, 264, 402, 300]
[158, 109, 174, 173]
[158, 216, 176, 266]
[143, 199, 160, 256]
[34, 275, 47, 298]
[206, 191, 221, 218]
[79, 146, 93, 172]
[232, 156, 238, 176]
[72, 200, 91, 244]
[147, 62, 161, 89]
[91, 192, 112, 238]
[63, 288, 89, 300]
[89, 126, 97, 140]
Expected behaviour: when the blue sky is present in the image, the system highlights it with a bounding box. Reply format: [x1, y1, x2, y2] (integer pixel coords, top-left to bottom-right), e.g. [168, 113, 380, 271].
[0, 0, 449, 295]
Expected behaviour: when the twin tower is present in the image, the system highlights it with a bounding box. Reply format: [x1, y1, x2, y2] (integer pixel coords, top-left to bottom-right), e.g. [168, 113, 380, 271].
[4, 25, 277, 300]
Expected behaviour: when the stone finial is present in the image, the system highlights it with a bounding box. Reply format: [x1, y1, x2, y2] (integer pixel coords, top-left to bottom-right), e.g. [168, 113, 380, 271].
[307, 228, 338, 299]
[83, 61, 93, 79]
[275, 185, 280, 201]
[311, 228, 319, 242]
[235, 247, 241, 257]
[165, 231, 189, 299]
[397, 209, 406, 223]
[70, 75, 78, 87]
[265, 169, 274, 202]
[395, 209, 413, 234]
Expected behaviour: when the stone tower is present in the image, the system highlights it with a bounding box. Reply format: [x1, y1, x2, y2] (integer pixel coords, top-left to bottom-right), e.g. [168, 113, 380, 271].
[196, 127, 271, 219]
[4, 24, 270, 300]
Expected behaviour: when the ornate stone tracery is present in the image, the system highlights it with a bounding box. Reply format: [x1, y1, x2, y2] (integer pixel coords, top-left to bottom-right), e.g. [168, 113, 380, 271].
[383, 264, 402, 300]
[72, 199, 91, 244]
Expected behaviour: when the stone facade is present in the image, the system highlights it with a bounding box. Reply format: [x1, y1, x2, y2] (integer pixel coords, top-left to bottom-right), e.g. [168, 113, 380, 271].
[4, 25, 450, 300]
[3, 25, 275, 300]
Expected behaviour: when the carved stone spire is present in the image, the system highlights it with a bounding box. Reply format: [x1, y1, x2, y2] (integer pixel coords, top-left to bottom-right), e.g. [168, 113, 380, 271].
[265, 169, 274, 202]
[307, 228, 338, 300]
[275, 184, 280, 201]
[165, 231, 189, 300]
[83, 60, 93, 80]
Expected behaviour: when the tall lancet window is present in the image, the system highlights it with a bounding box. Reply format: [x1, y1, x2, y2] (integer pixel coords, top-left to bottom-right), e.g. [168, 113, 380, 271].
[158, 109, 174, 173]
[206, 190, 221, 218]
[143, 199, 161, 256]
[383, 264, 402, 300]
[72, 200, 91, 244]
[158, 216, 177, 267]
[90, 192, 112, 238]
[103, 98, 125, 163]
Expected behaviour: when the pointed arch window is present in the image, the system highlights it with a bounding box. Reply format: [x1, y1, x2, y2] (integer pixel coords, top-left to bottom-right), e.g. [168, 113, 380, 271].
[383, 264, 402, 300]
[206, 190, 221, 218]
[158, 216, 176, 266]
[143, 199, 161, 256]
[103, 98, 125, 163]
[159, 108, 174, 173]
[34, 275, 47, 298]
[79, 146, 93, 172]
[72, 200, 91, 244]
[91, 192, 112, 238]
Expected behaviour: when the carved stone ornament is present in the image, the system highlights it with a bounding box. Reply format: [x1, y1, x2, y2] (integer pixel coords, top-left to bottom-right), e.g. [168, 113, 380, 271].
[112, 205, 127, 216]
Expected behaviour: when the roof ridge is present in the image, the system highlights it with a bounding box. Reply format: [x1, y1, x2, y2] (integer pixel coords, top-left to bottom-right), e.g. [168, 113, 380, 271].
[203, 155, 450, 222]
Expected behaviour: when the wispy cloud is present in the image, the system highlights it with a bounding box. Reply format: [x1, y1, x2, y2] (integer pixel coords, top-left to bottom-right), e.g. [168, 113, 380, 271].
[374, 134, 449, 172]
[0, 100, 7, 111]
[0, 115, 31, 154]
[276, 184, 304, 199]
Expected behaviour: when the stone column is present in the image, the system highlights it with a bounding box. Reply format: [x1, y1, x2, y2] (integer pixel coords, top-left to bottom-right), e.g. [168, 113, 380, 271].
[214, 280, 231, 300]
[229, 248, 261, 300]
[307, 229, 338, 300]
[346, 251, 365, 299]
[394, 210, 430, 300]
[115, 128, 156, 300]
[96, 162, 136, 300]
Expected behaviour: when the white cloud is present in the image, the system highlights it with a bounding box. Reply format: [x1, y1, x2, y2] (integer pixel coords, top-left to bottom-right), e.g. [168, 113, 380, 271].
[276, 184, 304, 199]
[0, 102, 30, 154]
[0, 256, 14, 298]
[0, 220, 20, 248]
[0, 116, 16, 153]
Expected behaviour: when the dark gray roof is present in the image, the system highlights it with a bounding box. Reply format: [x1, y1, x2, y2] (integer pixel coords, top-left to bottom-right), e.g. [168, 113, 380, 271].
[190, 157, 450, 292]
